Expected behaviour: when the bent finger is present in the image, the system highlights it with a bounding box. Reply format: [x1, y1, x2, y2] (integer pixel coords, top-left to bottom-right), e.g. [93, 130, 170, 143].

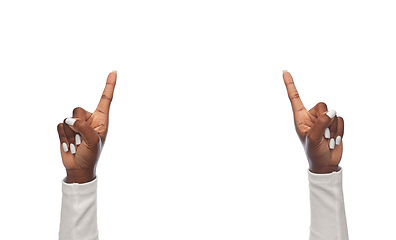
[309, 102, 328, 118]
[63, 121, 76, 154]
[307, 110, 336, 144]
[57, 123, 69, 152]
[328, 114, 338, 149]
[73, 107, 91, 145]
[329, 114, 338, 139]
[65, 118, 100, 146]
[308, 102, 330, 138]
[335, 117, 344, 145]
[73, 107, 92, 121]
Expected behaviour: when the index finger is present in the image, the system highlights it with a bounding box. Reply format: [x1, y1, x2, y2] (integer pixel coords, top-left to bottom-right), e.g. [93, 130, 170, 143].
[96, 71, 117, 115]
[282, 70, 305, 113]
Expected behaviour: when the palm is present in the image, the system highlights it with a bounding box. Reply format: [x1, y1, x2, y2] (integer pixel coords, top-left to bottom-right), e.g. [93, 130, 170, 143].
[296, 108, 342, 168]
[294, 108, 316, 137]
[61, 136, 99, 170]
[61, 110, 105, 171]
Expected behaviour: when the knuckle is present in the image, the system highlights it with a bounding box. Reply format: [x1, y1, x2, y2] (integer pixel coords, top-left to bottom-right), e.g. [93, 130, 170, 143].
[337, 117, 344, 130]
[73, 119, 84, 129]
[101, 94, 113, 102]
[90, 134, 101, 145]
[318, 114, 330, 125]
[73, 107, 84, 115]
[317, 102, 327, 108]
[288, 91, 300, 100]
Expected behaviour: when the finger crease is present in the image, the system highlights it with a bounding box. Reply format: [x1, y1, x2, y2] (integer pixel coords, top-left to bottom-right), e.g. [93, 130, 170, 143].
[101, 95, 113, 101]
[289, 93, 300, 100]
[94, 124, 105, 131]
[96, 109, 106, 115]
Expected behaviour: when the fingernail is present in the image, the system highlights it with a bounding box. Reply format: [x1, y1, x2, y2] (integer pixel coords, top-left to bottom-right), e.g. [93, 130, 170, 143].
[336, 136, 342, 145]
[329, 138, 335, 149]
[62, 143, 69, 152]
[326, 109, 337, 119]
[75, 134, 81, 146]
[70, 143, 76, 154]
[283, 70, 288, 73]
[325, 128, 330, 139]
[112, 70, 117, 73]
[65, 117, 76, 126]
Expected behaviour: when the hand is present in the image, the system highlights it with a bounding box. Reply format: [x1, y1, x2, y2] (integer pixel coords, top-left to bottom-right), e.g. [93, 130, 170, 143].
[282, 71, 344, 174]
[57, 71, 117, 183]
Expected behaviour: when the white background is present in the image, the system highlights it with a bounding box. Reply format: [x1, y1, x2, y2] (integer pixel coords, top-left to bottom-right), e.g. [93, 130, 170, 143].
[1, 0, 395, 239]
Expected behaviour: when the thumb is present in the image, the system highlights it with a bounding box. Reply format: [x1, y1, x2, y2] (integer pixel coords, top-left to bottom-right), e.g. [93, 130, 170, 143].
[64, 117, 100, 146]
[306, 110, 337, 144]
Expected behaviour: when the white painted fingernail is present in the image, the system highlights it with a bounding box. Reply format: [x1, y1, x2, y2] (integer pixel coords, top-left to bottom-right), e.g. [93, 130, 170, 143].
[325, 128, 330, 139]
[65, 117, 77, 126]
[336, 136, 342, 145]
[70, 143, 76, 154]
[283, 70, 288, 73]
[326, 109, 337, 119]
[62, 143, 69, 152]
[329, 138, 335, 149]
[112, 70, 117, 73]
[75, 134, 81, 145]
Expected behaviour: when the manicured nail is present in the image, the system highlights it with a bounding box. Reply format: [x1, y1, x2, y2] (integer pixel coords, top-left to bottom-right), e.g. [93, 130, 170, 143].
[62, 143, 69, 152]
[112, 70, 117, 73]
[326, 109, 337, 119]
[75, 134, 81, 146]
[329, 138, 335, 149]
[283, 70, 288, 73]
[325, 128, 330, 139]
[70, 143, 76, 154]
[336, 136, 342, 145]
[65, 117, 76, 126]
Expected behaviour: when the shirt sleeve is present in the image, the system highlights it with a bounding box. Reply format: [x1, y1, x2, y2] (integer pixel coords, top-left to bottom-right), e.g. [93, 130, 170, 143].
[308, 167, 349, 240]
[59, 177, 99, 240]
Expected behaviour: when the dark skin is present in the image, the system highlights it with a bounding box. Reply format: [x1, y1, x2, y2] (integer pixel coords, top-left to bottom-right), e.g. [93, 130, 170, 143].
[57, 71, 117, 183]
[56, 70, 339, 183]
[282, 71, 344, 174]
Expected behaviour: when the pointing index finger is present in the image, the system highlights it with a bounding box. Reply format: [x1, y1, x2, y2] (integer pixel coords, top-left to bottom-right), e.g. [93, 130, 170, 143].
[96, 71, 117, 114]
[282, 70, 305, 113]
